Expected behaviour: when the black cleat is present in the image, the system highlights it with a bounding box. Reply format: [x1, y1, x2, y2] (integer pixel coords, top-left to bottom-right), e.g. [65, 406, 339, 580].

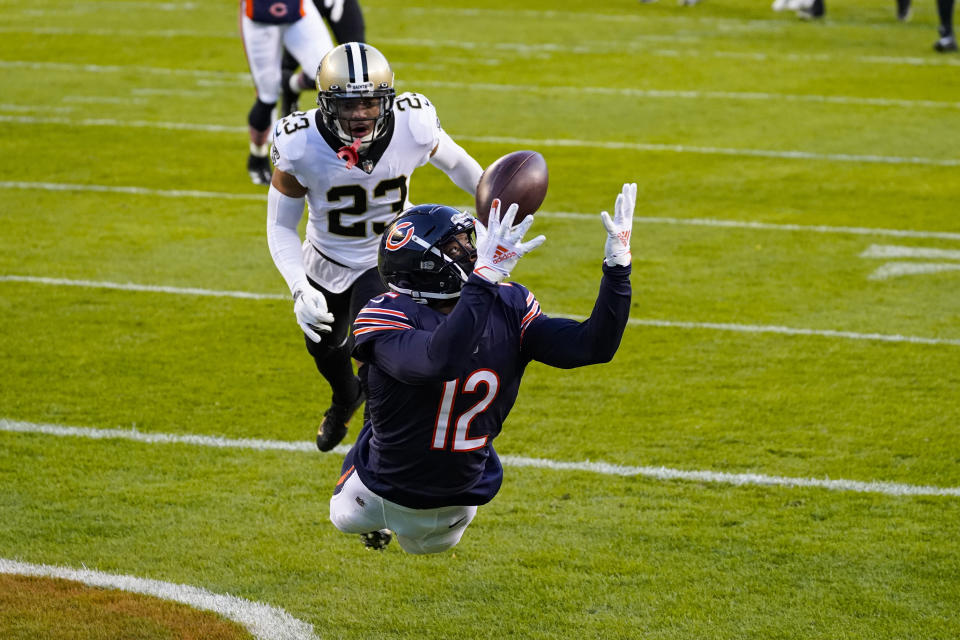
[280, 68, 299, 117]
[360, 529, 392, 550]
[895, 0, 911, 21]
[316, 383, 365, 452]
[934, 35, 958, 53]
[247, 154, 271, 185]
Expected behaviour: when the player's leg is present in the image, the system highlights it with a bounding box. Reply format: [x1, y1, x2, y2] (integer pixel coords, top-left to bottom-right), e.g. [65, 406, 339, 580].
[316, 0, 366, 43]
[935, 0, 958, 52]
[280, 50, 300, 117]
[330, 464, 391, 551]
[383, 502, 478, 555]
[240, 16, 283, 185]
[282, 1, 334, 114]
[306, 276, 364, 452]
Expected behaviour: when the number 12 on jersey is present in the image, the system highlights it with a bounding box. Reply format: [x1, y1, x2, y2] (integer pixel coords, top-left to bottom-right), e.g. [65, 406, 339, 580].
[431, 370, 500, 452]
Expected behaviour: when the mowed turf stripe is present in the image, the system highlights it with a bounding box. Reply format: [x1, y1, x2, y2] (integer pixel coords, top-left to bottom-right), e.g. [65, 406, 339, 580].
[0, 559, 318, 640]
[5, 60, 960, 111]
[1, 114, 958, 167]
[2, 419, 958, 498]
[3, 29, 960, 68]
[4, 180, 960, 242]
[3, 275, 959, 346]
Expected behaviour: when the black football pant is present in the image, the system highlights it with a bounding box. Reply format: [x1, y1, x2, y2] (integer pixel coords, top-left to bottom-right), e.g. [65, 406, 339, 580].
[304, 267, 385, 406]
[938, 0, 956, 36]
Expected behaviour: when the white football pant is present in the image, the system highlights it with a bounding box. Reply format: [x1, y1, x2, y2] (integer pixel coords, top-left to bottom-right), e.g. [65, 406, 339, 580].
[330, 471, 477, 555]
[240, 0, 334, 103]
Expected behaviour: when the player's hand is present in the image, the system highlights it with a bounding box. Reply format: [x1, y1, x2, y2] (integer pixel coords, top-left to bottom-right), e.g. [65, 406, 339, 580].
[293, 282, 334, 343]
[600, 182, 636, 267]
[473, 199, 546, 284]
[323, 0, 344, 22]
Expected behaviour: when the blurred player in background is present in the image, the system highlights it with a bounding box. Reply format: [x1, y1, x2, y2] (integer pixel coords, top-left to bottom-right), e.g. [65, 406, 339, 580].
[771, 0, 911, 21]
[240, 0, 334, 185]
[935, 0, 958, 51]
[266, 43, 483, 453]
[328, 186, 636, 554]
[280, 0, 366, 117]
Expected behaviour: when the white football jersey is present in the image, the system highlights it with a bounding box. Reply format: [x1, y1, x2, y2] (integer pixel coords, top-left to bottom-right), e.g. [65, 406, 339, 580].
[271, 92, 443, 290]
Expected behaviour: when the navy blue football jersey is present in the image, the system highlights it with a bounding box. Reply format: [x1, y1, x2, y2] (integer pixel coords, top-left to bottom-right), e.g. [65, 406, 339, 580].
[343, 265, 631, 509]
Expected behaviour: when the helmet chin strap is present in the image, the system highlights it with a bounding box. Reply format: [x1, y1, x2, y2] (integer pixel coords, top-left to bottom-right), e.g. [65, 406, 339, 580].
[336, 137, 363, 169]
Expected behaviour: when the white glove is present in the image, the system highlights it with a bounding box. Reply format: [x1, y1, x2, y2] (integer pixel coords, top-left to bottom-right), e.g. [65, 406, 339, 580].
[473, 199, 546, 284]
[600, 183, 636, 267]
[324, 0, 344, 22]
[292, 282, 334, 343]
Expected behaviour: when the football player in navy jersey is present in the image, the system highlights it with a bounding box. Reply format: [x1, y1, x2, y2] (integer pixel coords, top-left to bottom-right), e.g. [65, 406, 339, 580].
[329, 184, 636, 553]
[267, 43, 482, 454]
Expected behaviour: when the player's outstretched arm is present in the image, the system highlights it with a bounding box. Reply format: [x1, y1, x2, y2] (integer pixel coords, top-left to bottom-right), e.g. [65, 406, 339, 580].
[520, 183, 636, 368]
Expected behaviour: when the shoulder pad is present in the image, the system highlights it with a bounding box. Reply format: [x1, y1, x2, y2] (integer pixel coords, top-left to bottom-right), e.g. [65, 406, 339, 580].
[272, 111, 313, 163]
[396, 92, 440, 147]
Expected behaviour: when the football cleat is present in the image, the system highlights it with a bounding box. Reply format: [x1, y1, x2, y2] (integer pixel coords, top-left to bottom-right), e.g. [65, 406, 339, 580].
[934, 35, 958, 53]
[280, 68, 299, 117]
[360, 529, 392, 550]
[316, 381, 365, 452]
[247, 154, 271, 186]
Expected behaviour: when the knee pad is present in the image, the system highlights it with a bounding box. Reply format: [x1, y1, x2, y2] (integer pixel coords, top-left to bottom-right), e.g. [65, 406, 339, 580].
[247, 98, 276, 132]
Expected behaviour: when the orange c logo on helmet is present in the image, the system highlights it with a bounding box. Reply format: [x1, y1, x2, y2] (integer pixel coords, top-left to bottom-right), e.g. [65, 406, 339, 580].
[385, 221, 415, 251]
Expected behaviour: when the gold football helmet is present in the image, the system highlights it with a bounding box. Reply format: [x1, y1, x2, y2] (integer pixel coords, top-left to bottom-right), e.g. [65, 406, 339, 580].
[316, 42, 395, 145]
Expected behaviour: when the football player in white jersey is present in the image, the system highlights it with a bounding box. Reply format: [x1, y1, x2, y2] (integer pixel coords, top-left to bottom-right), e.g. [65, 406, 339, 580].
[240, 0, 334, 185]
[266, 43, 483, 452]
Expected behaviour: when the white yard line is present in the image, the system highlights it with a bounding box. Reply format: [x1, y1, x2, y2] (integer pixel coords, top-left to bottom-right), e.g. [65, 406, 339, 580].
[2, 114, 957, 167]
[868, 262, 960, 280]
[4, 179, 960, 242]
[860, 244, 960, 260]
[2, 274, 959, 346]
[0, 559, 318, 640]
[2, 419, 957, 498]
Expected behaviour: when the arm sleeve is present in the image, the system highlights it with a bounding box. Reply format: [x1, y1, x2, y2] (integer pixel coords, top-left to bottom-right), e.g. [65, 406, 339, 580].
[266, 185, 308, 294]
[361, 275, 499, 384]
[428, 129, 483, 196]
[520, 264, 632, 369]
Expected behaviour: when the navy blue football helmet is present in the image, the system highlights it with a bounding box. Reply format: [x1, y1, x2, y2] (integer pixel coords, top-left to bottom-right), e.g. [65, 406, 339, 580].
[378, 204, 476, 303]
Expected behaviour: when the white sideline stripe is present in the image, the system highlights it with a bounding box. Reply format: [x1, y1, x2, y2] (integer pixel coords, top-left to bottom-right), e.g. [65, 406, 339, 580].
[868, 262, 960, 280]
[4, 180, 960, 242]
[4, 275, 960, 346]
[2, 419, 957, 498]
[5, 60, 959, 110]
[0, 559, 317, 640]
[860, 244, 960, 260]
[2, 115, 957, 167]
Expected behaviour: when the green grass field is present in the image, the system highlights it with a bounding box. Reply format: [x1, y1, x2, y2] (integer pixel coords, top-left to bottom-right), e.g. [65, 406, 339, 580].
[2, 0, 960, 638]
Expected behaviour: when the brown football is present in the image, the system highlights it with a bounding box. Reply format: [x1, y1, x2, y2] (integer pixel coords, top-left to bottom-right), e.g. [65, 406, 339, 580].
[474, 150, 548, 226]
